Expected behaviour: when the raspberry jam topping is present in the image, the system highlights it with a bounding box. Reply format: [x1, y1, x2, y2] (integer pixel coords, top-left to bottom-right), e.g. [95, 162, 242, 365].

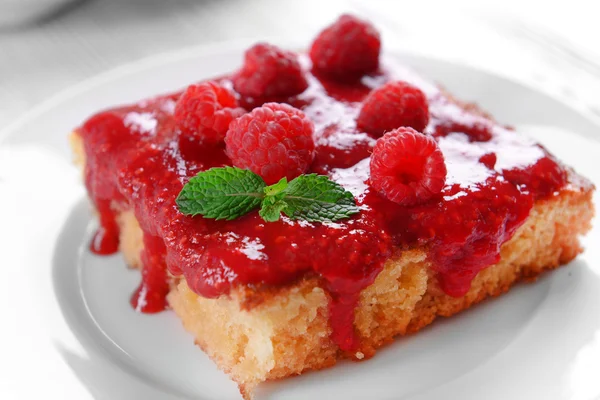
[79, 56, 567, 352]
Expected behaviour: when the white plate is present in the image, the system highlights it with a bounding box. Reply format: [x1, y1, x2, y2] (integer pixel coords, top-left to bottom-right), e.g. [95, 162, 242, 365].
[1, 42, 599, 400]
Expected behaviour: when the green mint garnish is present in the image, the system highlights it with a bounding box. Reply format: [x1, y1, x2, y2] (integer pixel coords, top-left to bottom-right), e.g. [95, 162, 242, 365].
[176, 167, 359, 223]
[275, 174, 359, 222]
[259, 196, 289, 222]
[175, 167, 265, 220]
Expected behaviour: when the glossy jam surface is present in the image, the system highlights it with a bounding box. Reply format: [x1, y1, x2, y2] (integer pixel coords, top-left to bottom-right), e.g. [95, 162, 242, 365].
[79, 56, 567, 352]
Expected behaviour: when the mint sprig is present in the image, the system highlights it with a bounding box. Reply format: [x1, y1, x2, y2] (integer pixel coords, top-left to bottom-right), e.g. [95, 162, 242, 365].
[176, 168, 359, 223]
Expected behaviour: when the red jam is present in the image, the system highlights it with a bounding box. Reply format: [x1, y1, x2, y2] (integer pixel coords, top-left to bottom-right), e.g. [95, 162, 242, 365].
[79, 56, 567, 352]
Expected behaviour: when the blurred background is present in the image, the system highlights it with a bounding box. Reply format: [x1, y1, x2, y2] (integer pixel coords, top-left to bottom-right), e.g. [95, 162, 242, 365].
[1, 0, 600, 130]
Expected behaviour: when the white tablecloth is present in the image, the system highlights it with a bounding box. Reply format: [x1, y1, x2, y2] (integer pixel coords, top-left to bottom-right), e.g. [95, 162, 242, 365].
[1, 0, 600, 131]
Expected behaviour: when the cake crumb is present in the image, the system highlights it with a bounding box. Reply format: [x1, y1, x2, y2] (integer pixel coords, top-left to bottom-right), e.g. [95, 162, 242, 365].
[355, 352, 365, 360]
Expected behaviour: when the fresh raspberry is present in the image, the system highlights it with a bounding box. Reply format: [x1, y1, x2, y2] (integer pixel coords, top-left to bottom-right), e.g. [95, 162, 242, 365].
[174, 81, 245, 143]
[233, 43, 308, 98]
[358, 81, 429, 136]
[310, 14, 381, 80]
[225, 103, 315, 184]
[369, 127, 447, 206]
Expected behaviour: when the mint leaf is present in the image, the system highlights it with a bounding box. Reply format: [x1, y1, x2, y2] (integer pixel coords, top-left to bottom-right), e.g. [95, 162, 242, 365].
[280, 174, 360, 222]
[259, 197, 288, 222]
[176, 167, 265, 220]
[176, 167, 359, 223]
[264, 177, 288, 196]
[259, 178, 289, 222]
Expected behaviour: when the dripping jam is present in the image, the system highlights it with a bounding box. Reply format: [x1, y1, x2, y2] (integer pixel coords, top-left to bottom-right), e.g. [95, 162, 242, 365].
[79, 56, 567, 352]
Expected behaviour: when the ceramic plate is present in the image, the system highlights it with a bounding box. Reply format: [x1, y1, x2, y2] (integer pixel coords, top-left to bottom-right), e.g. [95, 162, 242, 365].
[1, 42, 599, 400]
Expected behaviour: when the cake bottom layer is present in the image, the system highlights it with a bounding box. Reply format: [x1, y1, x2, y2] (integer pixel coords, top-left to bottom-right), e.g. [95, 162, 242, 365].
[115, 188, 592, 399]
[71, 131, 593, 399]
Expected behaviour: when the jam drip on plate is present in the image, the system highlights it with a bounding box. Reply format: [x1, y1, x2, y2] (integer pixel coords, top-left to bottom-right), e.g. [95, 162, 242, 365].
[79, 56, 567, 352]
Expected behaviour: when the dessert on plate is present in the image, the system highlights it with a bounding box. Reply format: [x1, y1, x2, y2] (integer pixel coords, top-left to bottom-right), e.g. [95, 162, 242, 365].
[70, 14, 594, 399]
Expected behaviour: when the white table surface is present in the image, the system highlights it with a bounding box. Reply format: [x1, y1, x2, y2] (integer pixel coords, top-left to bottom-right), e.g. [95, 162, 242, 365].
[1, 0, 600, 132]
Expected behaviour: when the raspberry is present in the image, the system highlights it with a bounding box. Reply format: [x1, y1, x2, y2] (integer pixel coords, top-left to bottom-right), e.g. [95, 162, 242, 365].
[358, 81, 429, 136]
[174, 81, 245, 143]
[369, 127, 447, 205]
[233, 43, 308, 98]
[225, 103, 315, 184]
[310, 14, 381, 80]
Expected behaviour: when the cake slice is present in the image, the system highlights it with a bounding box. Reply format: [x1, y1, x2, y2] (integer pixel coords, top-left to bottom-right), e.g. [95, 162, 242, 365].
[70, 14, 594, 399]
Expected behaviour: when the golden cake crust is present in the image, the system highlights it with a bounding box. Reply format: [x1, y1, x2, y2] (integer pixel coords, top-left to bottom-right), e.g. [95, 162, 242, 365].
[70, 132, 594, 399]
